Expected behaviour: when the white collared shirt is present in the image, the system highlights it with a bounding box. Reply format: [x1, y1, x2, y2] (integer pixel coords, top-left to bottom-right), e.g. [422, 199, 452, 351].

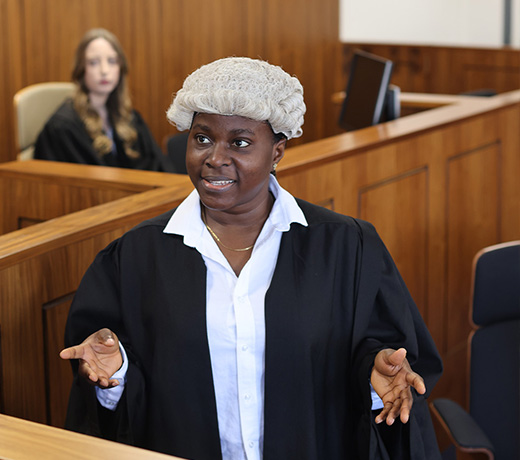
[164, 175, 307, 460]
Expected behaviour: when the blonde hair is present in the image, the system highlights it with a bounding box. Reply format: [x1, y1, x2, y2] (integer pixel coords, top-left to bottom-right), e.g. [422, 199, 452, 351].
[167, 57, 305, 140]
[71, 28, 138, 158]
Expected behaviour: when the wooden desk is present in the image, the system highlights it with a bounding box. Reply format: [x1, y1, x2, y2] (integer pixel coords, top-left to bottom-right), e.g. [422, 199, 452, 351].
[0, 414, 183, 459]
[331, 91, 467, 110]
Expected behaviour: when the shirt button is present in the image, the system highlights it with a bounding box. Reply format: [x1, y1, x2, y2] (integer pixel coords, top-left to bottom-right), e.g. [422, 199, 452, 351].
[244, 394, 251, 400]
[248, 441, 254, 448]
[242, 345, 248, 351]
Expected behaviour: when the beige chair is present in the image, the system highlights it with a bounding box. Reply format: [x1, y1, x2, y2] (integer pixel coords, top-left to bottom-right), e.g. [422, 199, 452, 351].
[14, 82, 76, 160]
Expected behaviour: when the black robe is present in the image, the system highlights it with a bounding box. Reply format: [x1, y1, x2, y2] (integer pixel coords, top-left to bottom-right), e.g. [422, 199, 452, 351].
[64, 199, 443, 459]
[34, 99, 172, 172]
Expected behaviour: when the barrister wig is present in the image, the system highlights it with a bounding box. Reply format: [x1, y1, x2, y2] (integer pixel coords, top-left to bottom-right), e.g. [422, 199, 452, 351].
[166, 57, 306, 140]
[71, 28, 139, 158]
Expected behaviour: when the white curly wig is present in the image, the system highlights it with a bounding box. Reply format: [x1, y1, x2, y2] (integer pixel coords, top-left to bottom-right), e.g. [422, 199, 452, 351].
[166, 57, 306, 139]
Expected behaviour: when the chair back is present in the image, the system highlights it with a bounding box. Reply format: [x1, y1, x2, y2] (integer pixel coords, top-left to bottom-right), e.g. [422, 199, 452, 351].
[14, 82, 76, 160]
[164, 132, 189, 174]
[469, 241, 520, 459]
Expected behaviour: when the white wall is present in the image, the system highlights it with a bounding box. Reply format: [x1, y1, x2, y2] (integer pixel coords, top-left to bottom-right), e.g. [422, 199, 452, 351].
[340, 0, 520, 48]
[513, 0, 520, 46]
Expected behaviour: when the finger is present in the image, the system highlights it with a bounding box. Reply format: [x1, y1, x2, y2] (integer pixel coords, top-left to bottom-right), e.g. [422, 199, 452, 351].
[387, 348, 407, 367]
[59, 346, 83, 360]
[406, 372, 426, 394]
[386, 398, 403, 425]
[97, 328, 117, 346]
[97, 375, 110, 387]
[79, 355, 120, 387]
[375, 402, 393, 424]
[399, 392, 413, 423]
[78, 360, 100, 385]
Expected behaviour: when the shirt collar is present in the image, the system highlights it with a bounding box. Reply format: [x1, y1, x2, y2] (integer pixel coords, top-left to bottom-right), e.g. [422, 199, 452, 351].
[163, 175, 307, 247]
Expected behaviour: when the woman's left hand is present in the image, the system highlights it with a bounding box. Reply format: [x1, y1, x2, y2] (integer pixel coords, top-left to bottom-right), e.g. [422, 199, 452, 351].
[370, 348, 426, 425]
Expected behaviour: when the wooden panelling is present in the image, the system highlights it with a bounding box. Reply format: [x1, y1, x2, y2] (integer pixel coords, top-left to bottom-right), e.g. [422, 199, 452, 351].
[445, 144, 500, 351]
[359, 168, 429, 316]
[0, 259, 47, 420]
[0, 0, 342, 163]
[0, 161, 192, 235]
[2, 178, 132, 233]
[43, 295, 73, 428]
[498, 104, 520, 241]
[0, 0, 24, 163]
[342, 43, 520, 96]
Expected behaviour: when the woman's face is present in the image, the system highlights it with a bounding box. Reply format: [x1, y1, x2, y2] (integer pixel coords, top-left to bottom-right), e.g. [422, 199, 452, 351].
[186, 113, 285, 214]
[83, 37, 120, 98]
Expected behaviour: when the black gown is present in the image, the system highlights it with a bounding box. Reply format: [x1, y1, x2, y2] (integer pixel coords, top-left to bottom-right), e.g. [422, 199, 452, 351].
[64, 199, 443, 460]
[34, 99, 172, 172]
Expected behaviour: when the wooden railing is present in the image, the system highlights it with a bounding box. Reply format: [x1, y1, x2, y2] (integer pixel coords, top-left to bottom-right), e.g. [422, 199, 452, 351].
[0, 160, 191, 234]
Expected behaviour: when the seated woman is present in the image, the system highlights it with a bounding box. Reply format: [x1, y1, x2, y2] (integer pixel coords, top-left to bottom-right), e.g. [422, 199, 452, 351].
[60, 57, 443, 459]
[34, 28, 170, 171]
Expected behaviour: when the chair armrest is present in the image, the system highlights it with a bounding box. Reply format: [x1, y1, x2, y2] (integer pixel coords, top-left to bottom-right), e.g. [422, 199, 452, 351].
[430, 398, 495, 457]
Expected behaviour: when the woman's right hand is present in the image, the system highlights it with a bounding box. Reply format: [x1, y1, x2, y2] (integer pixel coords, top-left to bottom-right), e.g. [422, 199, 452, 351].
[60, 328, 123, 389]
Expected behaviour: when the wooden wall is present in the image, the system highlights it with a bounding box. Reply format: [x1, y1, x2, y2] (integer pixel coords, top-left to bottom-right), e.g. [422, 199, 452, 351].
[0, 0, 344, 163]
[342, 43, 520, 95]
[3, 0, 520, 163]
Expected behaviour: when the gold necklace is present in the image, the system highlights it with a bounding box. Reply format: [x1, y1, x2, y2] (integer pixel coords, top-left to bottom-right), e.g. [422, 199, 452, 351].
[202, 209, 254, 252]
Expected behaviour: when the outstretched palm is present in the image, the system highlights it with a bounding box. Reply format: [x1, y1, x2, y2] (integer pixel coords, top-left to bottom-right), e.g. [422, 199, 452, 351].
[370, 348, 426, 425]
[60, 327, 123, 388]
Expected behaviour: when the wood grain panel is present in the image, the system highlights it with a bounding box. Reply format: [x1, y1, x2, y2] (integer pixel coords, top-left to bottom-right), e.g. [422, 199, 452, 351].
[498, 105, 520, 241]
[0, 0, 24, 163]
[0, 161, 192, 235]
[342, 43, 520, 96]
[445, 144, 500, 351]
[44, 295, 73, 428]
[1, 178, 132, 234]
[0, 260, 47, 422]
[1, 0, 341, 163]
[277, 159, 343, 212]
[359, 168, 429, 316]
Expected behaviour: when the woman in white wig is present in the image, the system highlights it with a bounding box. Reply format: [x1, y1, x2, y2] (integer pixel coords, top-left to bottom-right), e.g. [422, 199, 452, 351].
[61, 57, 442, 460]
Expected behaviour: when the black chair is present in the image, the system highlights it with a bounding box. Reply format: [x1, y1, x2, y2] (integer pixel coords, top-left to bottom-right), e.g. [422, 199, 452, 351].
[459, 89, 497, 97]
[430, 241, 520, 460]
[164, 132, 189, 174]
